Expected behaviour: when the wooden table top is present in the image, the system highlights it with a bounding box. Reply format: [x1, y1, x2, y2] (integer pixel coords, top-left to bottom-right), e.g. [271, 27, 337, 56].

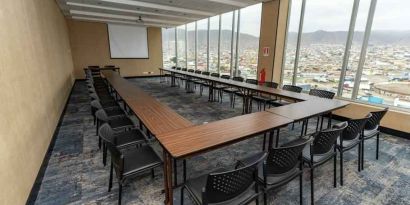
[102, 71, 193, 136]
[156, 111, 293, 158]
[265, 98, 350, 121]
[160, 68, 316, 102]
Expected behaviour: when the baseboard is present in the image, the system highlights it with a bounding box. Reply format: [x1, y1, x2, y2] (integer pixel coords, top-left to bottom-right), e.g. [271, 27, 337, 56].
[332, 114, 410, 140]
[26, 81, 77, 205]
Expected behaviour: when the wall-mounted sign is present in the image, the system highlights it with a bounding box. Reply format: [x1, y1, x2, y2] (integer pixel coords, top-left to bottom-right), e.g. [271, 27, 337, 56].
[263, 47, 270, 57]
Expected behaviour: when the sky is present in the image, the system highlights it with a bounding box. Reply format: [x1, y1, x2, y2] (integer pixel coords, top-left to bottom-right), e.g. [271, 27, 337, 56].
[289, 0, 410, 33]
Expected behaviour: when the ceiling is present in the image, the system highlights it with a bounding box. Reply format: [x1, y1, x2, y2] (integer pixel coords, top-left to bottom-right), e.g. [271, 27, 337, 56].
[56, 0, 268, 28]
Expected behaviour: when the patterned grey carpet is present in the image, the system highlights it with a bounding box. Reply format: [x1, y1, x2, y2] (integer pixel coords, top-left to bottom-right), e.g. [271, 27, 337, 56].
[32, 77, 410, 205]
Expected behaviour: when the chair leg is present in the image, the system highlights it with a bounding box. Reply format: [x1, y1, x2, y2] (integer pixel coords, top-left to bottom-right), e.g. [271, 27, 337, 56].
[180, 186, 185, 205]
[340, 151, 344, 186]
[108, 162, 113, 192]
[376, 133, 380, 160]
[263, 193, 267, 205]
[358, 143, 361, 172]
[300, 173, 303, 205]
[118, 182, 123, 205]
[361, 140, 365, 170]
[103, 142, 107, 166]
[316, 116, 320, 131]
[151, 168, 155, 179]
[262, 133, 266, 151]
[310, 167, 315, 205]
[334, 153, 337, 188]
[174, 159, 178, 186]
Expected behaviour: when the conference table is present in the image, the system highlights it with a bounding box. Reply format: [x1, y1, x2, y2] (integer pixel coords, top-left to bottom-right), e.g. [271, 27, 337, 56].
[159, 68, 318, 114]
[101, 70, 350, 205]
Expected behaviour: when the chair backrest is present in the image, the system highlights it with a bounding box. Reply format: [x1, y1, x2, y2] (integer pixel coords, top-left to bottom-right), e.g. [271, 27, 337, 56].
[105, 65, 115, 68]
[283, 85, 303, 93]
[98, 123, 115, 142]
[90, 100, 103, 110]
[311, 122, 348, 155]
[265, 82, 279, 89]
[176, 67, 182, 70]
[203, 153, 267, 204]
[181, 68, 187, 71]
[88, 65, 100, 68]
[171, 66, 176, 69]
[195, 70, 202, 74]
[342, 114, 372, 141]
[365, 108, 388, 130]
[309, 89, 335, 99]
[211, 73, 220, 78]
[221, 75, 230, 79]
[232, 76, 244, 82]
[265, 137, 312, 175]
[246, 79, 258, 85]
[202, 71, 210, 76]
[95, 109, 109, 122]
[105, 139, 124, 177]
[188, 69, 194, 73]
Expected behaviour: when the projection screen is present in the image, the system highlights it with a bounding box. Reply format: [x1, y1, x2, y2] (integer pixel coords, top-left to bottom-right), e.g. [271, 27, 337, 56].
[107, 24, 149, 59]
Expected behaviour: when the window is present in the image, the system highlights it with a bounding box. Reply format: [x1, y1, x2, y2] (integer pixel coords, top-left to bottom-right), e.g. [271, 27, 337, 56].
[220, 11, 234, 75]
[197, 19, 208, 71]
[177, 25, 186, 67]
[187, 23, 196, 70]
[209, 16, 220, 73]
[237, 4, 262, 79]
[340, 0, 372, 98]
[283, 0, 303, 85]
[296, 0, 352, 91]
[356, 0, 410, 109]
[162, 28, 176, 68]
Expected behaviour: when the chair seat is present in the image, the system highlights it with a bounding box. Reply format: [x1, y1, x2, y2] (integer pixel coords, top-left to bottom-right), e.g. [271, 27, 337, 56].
[337, 136, 360, 150]
[108, 117, 134, 129]
[223, 87, 239, 93]
[363, 126, 379, 139]
[269, 99, 292, 107]
[114, 129, 147, 148]
[252, 95, 276, 102]
[122, 145, 162, 176]
[105, 107, 125, 117]
[184, 168, 257, 205]
[100, 100, 118, 108]
[303, 145, 335, 163]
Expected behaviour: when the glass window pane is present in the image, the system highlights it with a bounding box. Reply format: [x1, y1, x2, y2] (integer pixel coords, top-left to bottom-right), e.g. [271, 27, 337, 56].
[283, 0, 302, 85]
[341, 0, 371, 98]
[238, 3, 262, 79]
[296, 0, 353, 92]
[220, 12, 233, 75]
[209, 16, 219, 73]
[187, 23, 196, 70]
[162, 28, 176, 68]
[197, 19, 208, 71]
[177, 25, 186, 67]
[357, 0, 410, 109]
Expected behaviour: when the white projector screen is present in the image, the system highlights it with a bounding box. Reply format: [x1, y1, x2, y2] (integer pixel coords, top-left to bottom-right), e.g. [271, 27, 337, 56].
[107, 24, 149, 59]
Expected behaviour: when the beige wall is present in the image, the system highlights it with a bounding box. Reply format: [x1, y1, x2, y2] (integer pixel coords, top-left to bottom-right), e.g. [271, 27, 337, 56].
[67, 19, 163, 79]
[0, 0, 74, 204]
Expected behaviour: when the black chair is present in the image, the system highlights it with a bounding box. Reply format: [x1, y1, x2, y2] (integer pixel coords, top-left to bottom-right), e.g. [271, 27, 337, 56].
[361, 108, 388, 170]
[309, 89, 336, 131]
[269, 85, 303, 107]
[90, 100, 124, 125]
[234, 79, 258, 113]
[239, 137, 312, 205]
[213, 74, 230, 103]
[336, 114, 371, 185]
[181, 152, 267, 205]
[99, 123, 148, 166]
[223, 76, 244, 108]
[95, 109, 135, 149]
[252, 82, 279, 111]
[106, 141, 162, 205]
[303, 122, 347, 205]
[198, 71, 211, 96]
